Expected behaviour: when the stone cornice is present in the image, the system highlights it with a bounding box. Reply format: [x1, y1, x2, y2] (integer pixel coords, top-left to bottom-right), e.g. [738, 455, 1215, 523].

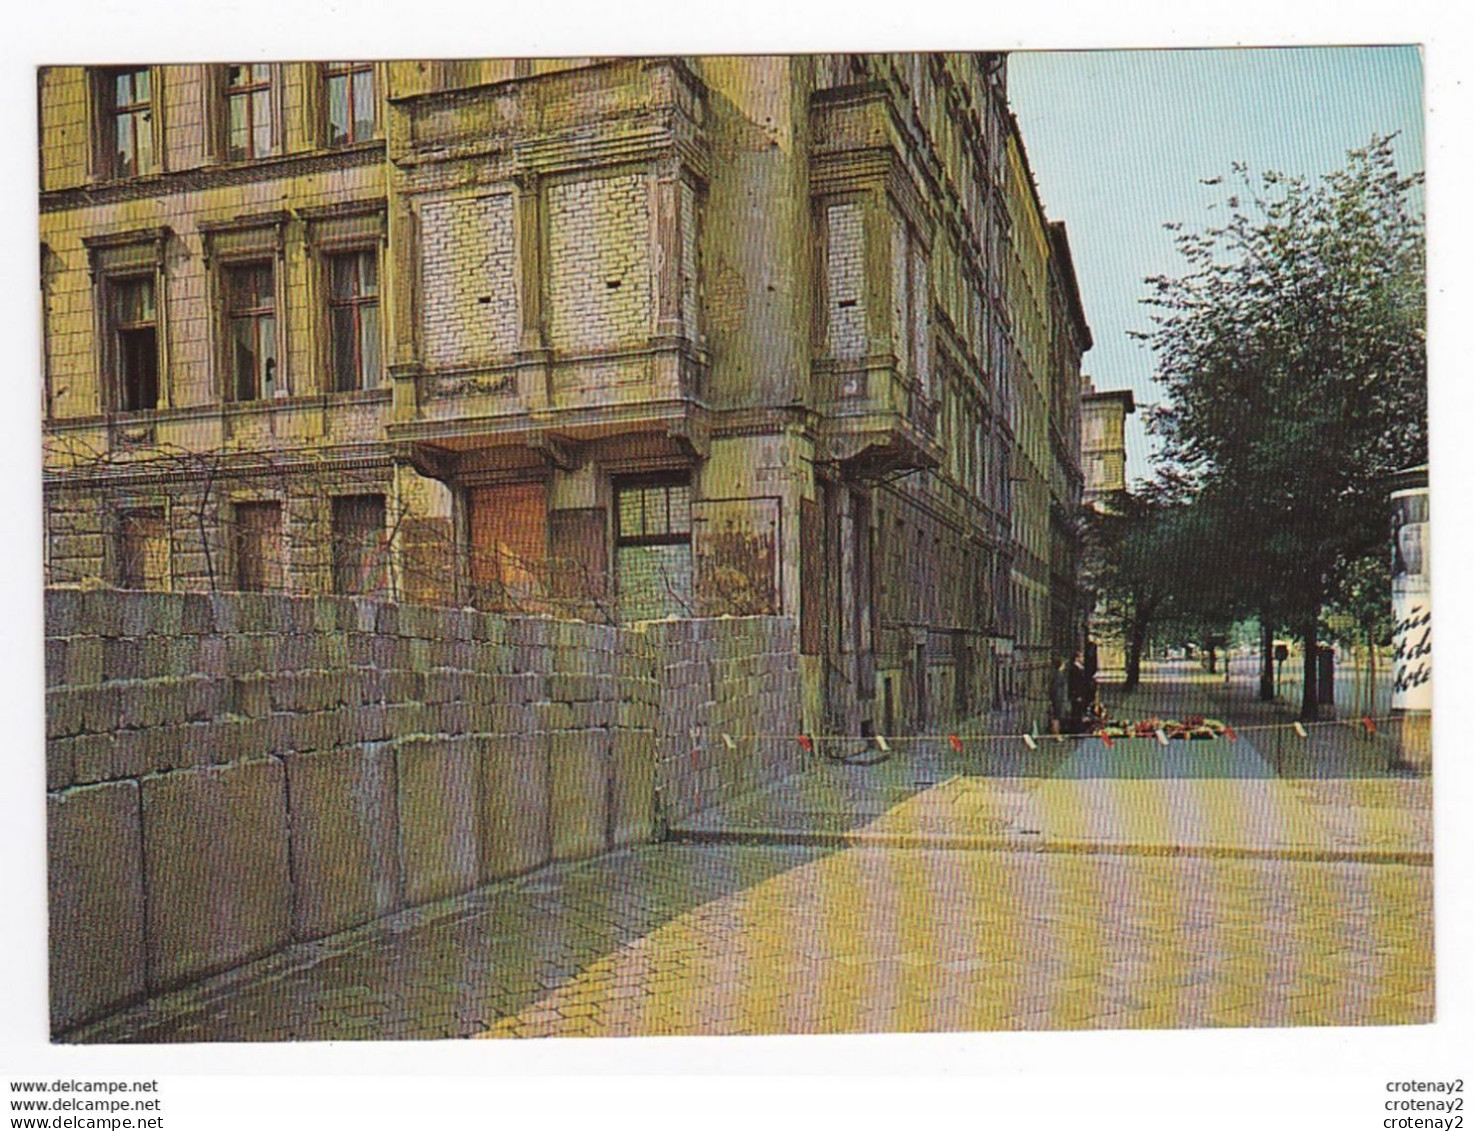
[41, 143, 385, 214]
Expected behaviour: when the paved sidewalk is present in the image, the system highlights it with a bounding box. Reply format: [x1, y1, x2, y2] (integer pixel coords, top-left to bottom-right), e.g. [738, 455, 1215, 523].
[676, 665, 1430, 863]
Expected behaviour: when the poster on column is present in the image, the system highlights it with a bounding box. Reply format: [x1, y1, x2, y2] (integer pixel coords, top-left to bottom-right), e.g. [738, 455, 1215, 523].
[1391, 485, 1431, 710]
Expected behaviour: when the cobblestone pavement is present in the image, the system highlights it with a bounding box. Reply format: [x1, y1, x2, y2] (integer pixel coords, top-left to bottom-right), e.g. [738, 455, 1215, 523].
[71, 841, 1432, 1043]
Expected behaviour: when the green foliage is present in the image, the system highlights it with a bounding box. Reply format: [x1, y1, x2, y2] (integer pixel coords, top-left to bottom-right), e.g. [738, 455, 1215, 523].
[1134, 136, 1425, 709]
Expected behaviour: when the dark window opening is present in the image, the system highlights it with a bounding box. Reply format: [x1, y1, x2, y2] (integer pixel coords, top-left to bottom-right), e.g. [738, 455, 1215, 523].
[328, 249, 381, 391]
[112, 276, 158, 412]
[225, 262, 276, 401]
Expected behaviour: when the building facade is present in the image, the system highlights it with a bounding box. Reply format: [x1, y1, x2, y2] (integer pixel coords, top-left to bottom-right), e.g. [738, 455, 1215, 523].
[39, 54, 1090, 740]
[1081, 379, 1136, 508]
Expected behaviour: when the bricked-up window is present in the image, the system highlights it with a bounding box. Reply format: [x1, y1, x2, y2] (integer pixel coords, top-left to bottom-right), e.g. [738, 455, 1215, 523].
[105, 67, 155, 178]
[331, 494, 388, 596]
[117, 508, 167, 590]
[224, 64, 273, 161]
[615, 475, 693, 621]
[111, 276, 159, 412]
[225, 263, 277, 400]
[328, 250, 381, 390]
[234, 501, 284, 592]
[324, 62, 375, 147]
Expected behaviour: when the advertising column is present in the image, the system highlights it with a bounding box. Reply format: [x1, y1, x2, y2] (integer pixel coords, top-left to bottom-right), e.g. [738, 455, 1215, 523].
[1390, 466, 1431, 770]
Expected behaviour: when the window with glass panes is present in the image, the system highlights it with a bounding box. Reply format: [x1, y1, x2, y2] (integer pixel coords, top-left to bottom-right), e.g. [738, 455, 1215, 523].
[614, 475, 693, 621]
[225, 263, 277, 401]
[107, 68, 154, 178]
[324, 62, 375, 146]
[224, 64, 273, 160]
[111, 276, 158, 412]
[328, 250, 380, 391]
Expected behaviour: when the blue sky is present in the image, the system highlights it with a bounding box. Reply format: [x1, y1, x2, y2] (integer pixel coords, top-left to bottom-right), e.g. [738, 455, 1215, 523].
[1007, 46, 1424, 485]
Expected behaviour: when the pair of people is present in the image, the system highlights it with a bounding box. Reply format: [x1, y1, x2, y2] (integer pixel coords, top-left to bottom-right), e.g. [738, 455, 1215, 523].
[1050, 649, 1098, 735]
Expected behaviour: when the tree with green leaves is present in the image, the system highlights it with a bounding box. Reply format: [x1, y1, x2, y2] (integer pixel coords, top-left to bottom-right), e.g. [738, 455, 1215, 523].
[1140, 136, 1426, 719]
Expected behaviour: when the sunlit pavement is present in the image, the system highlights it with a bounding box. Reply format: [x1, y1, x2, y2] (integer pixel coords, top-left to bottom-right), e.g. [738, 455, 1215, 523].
[69, 664, 1433, 1043]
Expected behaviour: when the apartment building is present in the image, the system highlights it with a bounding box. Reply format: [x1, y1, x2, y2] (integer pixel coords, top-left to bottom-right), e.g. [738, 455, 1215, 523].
[39, 54, 1090, 739]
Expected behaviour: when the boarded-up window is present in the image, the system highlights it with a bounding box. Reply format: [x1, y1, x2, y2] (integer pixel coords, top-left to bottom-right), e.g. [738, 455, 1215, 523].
[117, 507, 167, 590]
[468, 482, 548, 613]
[234, 501, 283, 592]
[615, 475, 692, 622]
[331, 494, 388, 597]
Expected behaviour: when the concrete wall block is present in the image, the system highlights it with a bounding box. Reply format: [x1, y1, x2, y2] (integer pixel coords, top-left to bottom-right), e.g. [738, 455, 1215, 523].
[422, 670, 464, 705]
[506, 617, 551, 649]
[179, 593, 214, 635]
[185, 676, 227, 722]
[431, 701, 469, 736]
[205, 593, 237, 635]
[374, 602, 399, 637]
[78, 590, 123, 638]
[81, 684, 122, 734]
[441, 607, 473, 642]
[610, 726, 654, 848]
[144, 593, 184, 636]
[350, 597, 379, 634]
[383, 702, 430, 739]
[470, 613, 505, 644]
[46, 689, 83, 740]
[549, 728, 609, 862]
[44, 588, 83, 638]
[352, 704, 390, 744]
[570, 700, 613, 730]
[260, 713, 296, 758]
[395, 737, 480, 905]
[47, 737, 75, 791]
[288, 709, 349, 755]
[232, 674, 272, 718]
[118, 678, 184, 731]
[286, 743, 402, 941]
[45, 638, 68, 688]
[386, 669, 425, 705]
[534, 700, 575, 732]
[141, 758, 291, 990]
[48, 780, 146, 1033]
[431, 640, 476, 670]
[63, 636, 104, 686]
[476, 732, 551, 881]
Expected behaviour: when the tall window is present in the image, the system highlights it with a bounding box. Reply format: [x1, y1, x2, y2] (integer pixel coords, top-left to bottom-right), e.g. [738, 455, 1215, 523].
[111, 276, 158, 412]
[331, 495, 388, 596]
[117, 508, 168, 590]
[224, 64, 273, 161]
[106, 67, 155, 178]
[328, 250, 380, 391]
[234, 501, 284, 592]
[225, 263, 277, 401]
[615, 475, 693, 621]
[324, 62, 375, 146]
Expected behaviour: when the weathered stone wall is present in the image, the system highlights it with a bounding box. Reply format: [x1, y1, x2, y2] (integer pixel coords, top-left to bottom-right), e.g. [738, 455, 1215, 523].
[643, 617, 803, 824]
[44, 588, 799, 1033]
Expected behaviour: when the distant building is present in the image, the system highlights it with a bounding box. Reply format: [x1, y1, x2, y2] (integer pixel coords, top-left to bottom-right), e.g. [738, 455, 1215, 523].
[1081, 380, 1135, 507]
[40, 54, 1089, 739]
